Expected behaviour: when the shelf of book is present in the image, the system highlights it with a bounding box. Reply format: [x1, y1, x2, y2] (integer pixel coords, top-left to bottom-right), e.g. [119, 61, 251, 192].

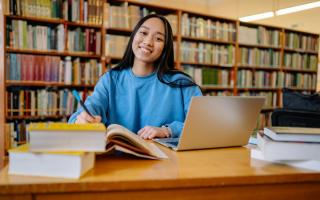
[7, 48, 102, 58]
[0, 0, 318, 159]
[5, 15, 65, 24]
[106, 27, 133, 35]
[237, 65, 281, 71]
[180, 62, 233, 68]
[282, 68, 317, 73]
[283, 47, 318, 54]
[6, 115, 68, 121]
[237, 87, 280, 91]
[201, 86, 234, 90]
[181, 36, 236, 45]
[238, 43, 281, 50]
[6, 81, 95, 88]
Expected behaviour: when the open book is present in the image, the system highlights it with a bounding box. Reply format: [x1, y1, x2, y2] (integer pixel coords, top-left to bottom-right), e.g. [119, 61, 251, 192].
[28, 123, 168, 159]
[105, 124, 167, 159]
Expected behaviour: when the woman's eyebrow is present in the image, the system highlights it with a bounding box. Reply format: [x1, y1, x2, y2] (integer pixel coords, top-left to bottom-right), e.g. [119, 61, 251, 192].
[140, 25, 164, 36]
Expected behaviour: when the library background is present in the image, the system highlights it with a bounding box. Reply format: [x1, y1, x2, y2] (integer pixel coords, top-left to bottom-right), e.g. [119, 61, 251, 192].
[0, 0, 319, 159]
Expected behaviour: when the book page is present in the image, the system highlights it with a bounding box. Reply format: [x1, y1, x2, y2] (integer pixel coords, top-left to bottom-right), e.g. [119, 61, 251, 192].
[106, 124, 167, 159]
[107, 144, 167, 159]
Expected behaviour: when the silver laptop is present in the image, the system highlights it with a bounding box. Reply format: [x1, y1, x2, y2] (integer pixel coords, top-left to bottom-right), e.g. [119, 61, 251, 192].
[154, 96, 265, 151]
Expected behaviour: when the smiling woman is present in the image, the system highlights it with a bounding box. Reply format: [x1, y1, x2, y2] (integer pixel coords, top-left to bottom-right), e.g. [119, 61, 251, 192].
[131, 18, 165, 74]
[68, 14, 202, 139]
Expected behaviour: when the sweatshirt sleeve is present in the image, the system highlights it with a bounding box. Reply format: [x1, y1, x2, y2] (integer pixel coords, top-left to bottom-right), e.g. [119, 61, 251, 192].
[166, 85, 202, 138]
[68, 73, 110, 124]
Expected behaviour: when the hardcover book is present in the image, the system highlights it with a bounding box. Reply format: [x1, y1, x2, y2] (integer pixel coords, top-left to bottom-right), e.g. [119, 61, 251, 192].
[264, 127, 320, 142]
[257, 132, 320, 161]
[8, 144, 95, 179]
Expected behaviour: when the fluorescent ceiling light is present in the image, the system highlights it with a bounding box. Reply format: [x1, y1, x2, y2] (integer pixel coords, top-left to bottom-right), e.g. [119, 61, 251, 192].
[239, 11, 274, 22]
[276, 1, 320, 15]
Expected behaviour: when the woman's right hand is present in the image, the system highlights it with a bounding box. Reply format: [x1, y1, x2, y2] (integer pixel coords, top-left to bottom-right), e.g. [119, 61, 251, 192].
[75, 111, 102, 124]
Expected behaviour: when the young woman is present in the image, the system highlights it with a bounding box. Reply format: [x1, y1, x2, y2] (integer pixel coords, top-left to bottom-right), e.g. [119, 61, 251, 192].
[69, 14, 202, 139]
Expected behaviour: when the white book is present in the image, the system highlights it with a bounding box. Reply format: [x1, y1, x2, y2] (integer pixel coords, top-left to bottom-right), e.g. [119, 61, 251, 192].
[251, 147, 320, 171]
[9, 144, 95, 179]
[264, 127, 320, 143]
[257, 133, 320, 161]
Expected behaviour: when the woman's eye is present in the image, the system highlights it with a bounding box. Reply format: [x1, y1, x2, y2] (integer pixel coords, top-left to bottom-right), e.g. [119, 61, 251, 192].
[140, 31, 147, 35]
[156, 37, 164, 42]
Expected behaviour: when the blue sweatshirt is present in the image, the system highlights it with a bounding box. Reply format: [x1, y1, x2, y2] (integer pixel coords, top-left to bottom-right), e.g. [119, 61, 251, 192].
[68, 68, 202, 138]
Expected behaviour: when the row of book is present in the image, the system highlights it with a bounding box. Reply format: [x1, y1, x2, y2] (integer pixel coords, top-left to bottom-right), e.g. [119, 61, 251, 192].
[67, 0, 104, 24]
[238, 47, 281, 67]
[180, 13, 236, 42]
[105, 2, 178, 35]
[283, 53, 318, 70]
[238, 25, 280, 47]
[68, 28, 101, 54]
[7, 19, 102, 54]
[285, 32, 319, 52]
[284, 73, 317, 89]
[237, 70, 279, 88]
[6, 0, 104, 25]
[183, 65, 317, 90]
[105, 35, 129, 58]
[237, 70, 317, 90]
[6, 89, 91, 117]
[183, 65, 234, 87]
[6, 20, 65, 51]
[180, 42, 235, 65]
[239, 91, 278, 109]
[7, 0, 62, 18]
[6, 54, 103, 85]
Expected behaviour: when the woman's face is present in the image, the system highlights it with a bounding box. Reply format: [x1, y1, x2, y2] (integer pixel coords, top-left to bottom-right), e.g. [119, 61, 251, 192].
[132, 17, 165, 66]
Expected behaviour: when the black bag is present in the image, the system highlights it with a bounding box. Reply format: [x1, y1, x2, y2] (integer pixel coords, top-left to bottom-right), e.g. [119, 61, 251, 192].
[283, 88, 320, 112]
[272, 109, 320, 128]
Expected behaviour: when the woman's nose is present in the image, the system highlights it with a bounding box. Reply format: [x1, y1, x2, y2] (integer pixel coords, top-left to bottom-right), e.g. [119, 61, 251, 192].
[143, 35, 153, 46]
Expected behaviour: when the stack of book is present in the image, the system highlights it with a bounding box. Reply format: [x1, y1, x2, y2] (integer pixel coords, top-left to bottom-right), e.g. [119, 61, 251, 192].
[8, 123, 167, 179]
[252, 126, 320, 170]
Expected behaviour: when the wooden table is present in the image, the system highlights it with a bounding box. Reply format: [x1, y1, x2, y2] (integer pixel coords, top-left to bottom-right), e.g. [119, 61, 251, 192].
[0, 145, 320, 200]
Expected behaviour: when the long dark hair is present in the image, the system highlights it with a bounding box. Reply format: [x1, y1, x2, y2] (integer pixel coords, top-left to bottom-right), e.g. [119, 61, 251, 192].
[112, 14, 198, 88]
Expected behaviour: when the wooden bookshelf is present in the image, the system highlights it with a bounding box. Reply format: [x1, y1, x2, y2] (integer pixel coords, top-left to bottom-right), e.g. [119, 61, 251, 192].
[237, 65, 281, 71]
[5, 15, 64, 24]
[181, 36, 236, 45]
[0, 0, 319, 160]
[6, 81, 95, 88]
[6, 115, 68, 121]
[0, 0, 105, 159]
[238, 43, 281, 50]
[0, 0, 6, 161]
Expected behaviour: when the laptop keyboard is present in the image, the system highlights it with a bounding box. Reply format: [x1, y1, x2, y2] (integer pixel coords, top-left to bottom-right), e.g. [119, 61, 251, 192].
[166, 141, 178, 146]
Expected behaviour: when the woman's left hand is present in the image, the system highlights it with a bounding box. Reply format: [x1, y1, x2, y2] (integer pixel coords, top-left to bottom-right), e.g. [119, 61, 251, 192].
[138, 126, 170, 139]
